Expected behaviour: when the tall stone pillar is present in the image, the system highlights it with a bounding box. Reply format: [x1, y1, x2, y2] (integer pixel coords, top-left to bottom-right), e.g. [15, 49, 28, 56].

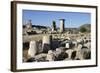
[42, 35, 52, 53]
[60, 19, 65, 33]
[28, 41, 38, 57]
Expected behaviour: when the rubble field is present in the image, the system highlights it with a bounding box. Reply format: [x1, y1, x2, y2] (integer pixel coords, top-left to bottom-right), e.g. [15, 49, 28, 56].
[23, 33, 91, 62]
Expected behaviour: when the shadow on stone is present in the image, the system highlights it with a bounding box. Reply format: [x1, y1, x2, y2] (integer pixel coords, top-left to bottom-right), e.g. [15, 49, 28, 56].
[43, 44, 51, 53]
[71, 51, 76, 60]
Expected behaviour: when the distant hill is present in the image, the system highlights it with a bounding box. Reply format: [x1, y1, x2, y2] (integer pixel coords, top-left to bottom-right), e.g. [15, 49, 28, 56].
[79, 24, 91, 32]
[32, 25, 47, 29]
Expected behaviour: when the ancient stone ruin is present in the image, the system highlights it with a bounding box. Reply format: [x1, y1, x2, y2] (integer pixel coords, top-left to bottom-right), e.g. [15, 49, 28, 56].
[23, 19, 91, 62]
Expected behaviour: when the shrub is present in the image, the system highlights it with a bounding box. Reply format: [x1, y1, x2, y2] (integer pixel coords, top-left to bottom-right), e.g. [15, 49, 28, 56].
[80, 27, 87, 33]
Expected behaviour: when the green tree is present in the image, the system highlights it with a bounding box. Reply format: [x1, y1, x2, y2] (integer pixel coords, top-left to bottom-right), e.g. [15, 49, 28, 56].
[80, 27, 87, 33]
[52, 21, 56, 30]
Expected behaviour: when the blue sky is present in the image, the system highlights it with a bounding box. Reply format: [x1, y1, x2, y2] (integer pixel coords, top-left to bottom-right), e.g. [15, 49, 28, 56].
[22, 10, 91, 28]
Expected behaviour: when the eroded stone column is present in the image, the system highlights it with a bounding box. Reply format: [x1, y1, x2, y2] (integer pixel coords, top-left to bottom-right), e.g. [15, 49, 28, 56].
[42, 35, 52, 53]
[28, 41, 38, 57]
